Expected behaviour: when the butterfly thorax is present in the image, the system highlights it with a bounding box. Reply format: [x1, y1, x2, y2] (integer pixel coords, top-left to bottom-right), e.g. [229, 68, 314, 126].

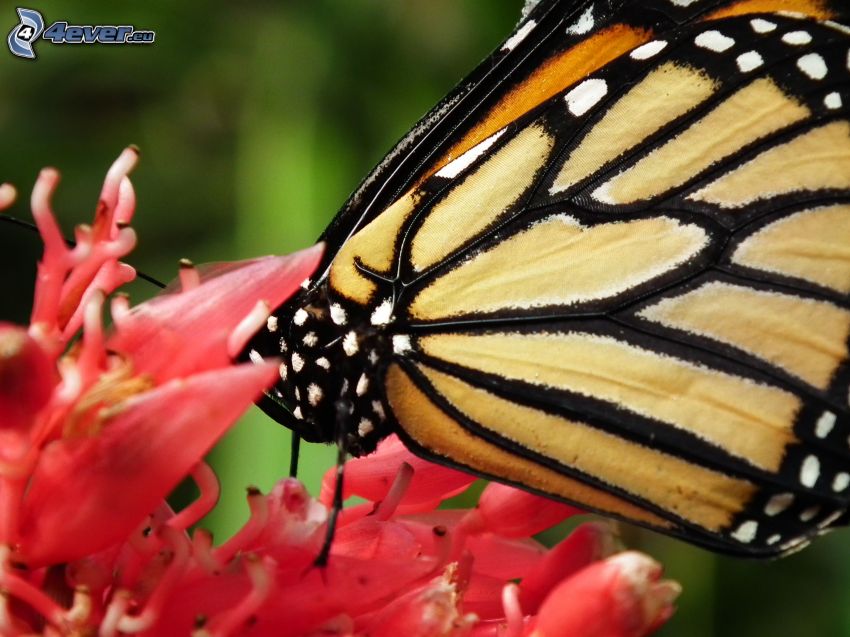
[271, 283, 393, 457]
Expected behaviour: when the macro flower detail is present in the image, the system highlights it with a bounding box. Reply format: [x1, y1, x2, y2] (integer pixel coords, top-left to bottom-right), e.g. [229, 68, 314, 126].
[0, 152, 679, 636]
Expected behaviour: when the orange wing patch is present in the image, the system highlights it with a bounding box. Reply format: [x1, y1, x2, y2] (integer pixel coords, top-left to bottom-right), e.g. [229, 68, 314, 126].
[422, 24, 652, 183]
[704, 0, 834, 21]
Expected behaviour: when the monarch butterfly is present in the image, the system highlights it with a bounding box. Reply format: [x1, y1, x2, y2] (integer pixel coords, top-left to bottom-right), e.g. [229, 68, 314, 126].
[248, 0, 850, 558]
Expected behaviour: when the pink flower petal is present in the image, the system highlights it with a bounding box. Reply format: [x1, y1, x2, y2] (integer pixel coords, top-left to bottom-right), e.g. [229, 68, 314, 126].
[472, 483, 582, 538]
[107, 245, 322, 383]
[17, 362, 278, 566]
[519, 522, 617, 614]
[321, 435, 475, 508]
[358, 570, 473, 637]
[466, 533, 546, 581]
[530, 551, 681, 637]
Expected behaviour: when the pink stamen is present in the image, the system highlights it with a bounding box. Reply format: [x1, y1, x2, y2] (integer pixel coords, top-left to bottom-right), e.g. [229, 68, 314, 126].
[75, 291, 106, 384]
[116, 525, 190, 633]
[113, 176, 137, 229]
[29, 168, 68, 333]
[93, 147, 138, 241]
[167, 462, 220, 531]
[227, 300, 271, 358]
[57, 226, 137, 338]
[64, 586, 92, 625]
[62, 259, 136, 340]
[0, 549, 66, 631]
[206, 555, 274, 637]
[70, 224, 93, 265]
[428, 524, 453, 576]
[214, 487, 269, 565]
[114, 517, 159, 589]
[501, 583, 524, 637]
[179, 260, 201, 292]
[99, 589, 130, 637]
[110, 293, 132, 326]
[373, 462, 414, 521]
[191, 528, 221, 574]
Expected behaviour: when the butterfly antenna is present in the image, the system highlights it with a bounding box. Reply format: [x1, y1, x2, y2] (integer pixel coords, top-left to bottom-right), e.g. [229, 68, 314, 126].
[0, 213, 166, 289]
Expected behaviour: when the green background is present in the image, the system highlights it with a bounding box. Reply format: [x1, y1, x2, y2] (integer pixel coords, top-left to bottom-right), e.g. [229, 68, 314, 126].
[1, 2, 848, 635]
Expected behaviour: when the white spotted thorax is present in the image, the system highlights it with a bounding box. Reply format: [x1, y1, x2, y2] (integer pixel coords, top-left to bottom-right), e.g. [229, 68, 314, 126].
[257, 282, 399, 457]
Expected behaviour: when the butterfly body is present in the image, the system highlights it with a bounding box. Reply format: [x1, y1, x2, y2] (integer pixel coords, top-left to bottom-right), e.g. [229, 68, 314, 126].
[251, 0, 850, 557]
[273, 283, 395, 457]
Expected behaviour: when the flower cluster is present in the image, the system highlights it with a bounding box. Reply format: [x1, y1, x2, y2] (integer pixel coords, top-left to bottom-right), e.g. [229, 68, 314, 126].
[0, 151, 680, 636]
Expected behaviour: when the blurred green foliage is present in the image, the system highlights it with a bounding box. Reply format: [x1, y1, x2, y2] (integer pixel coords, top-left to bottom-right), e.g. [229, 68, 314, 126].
[1, 2, 848, 635]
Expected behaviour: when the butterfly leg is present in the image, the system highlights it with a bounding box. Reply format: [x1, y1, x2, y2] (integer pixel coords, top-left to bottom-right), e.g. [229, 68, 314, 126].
[289, 432, 301, 477]
[313, 399, 350, 567]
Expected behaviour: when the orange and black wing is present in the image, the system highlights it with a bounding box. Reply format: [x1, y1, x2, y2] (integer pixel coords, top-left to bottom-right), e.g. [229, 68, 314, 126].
[318, 0, 850, 557]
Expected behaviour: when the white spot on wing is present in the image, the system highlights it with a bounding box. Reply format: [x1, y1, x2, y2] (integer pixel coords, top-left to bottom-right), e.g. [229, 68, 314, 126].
[436, 129, 507, 179]
[731, 520, 758, 543]
[566, 6, 593, 35]
[300, 278, 311, 290]
[825, 92, 842, 109]
[343, 331, 359, 356]
[521, 0, 540, 19]
[392, 334, 412, 355]
[266, 316, 279, 332]
[630, 40, 668, 60]
[502, 19, 537, 52]
[307, 383, 323, 406]
[833, 472, 850, 492]
[669, 0, 699, 6]
[765, 493, 794, 516]
[815, 411, 836, 439]
[766, 534, 782, 545]
[291, 352, 304, 373]
[797, 53, 828, 80]
[293, 406, 303, 420]
[316, 357, 330, 370]
[302, 332, 318, 347]
[372, 400, 386, 420]
[370, 298, 394, 326]
[695, 30, 735, 52]
[356, 373, 369, 396]
[329, 303, 347, 326]
[293, 308, 309, 326]
[782, 30, 812, 45]
[248, 349, 264, 364]
[358, 417, 375, 437]
[278, 362, 288, 381]
[736, 51, 763, 72]
[565, 78, 608, 116]
[750, 18, 777, 33]
[800, 505, 820, 522]
[800, 455, 820, 488]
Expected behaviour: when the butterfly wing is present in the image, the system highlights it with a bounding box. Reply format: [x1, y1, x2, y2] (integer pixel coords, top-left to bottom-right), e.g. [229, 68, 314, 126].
[320, 0, 850, 556]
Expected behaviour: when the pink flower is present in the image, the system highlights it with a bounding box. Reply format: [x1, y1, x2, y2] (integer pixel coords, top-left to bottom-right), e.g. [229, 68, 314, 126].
[0, 151, 679, 636]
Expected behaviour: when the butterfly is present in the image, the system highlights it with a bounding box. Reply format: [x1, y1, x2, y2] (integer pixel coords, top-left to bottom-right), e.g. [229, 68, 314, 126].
[247, 0, 850, 558]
